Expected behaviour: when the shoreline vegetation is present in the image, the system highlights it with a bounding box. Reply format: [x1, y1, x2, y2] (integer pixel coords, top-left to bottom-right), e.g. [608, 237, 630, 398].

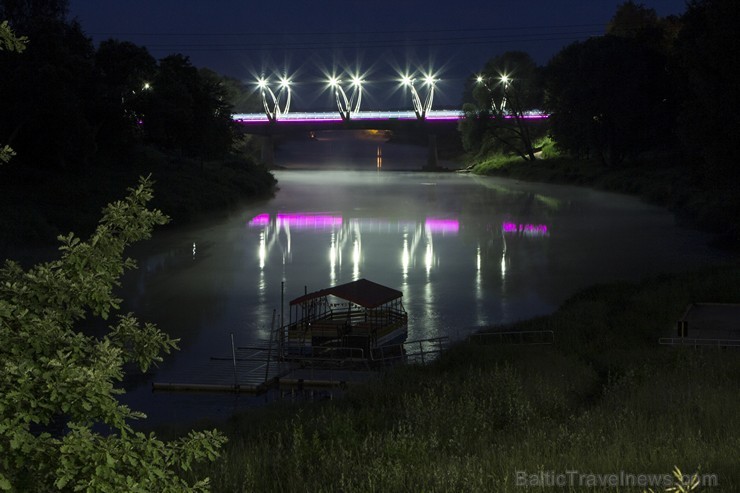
[175, 262, 740, 492]
[0, 144, 277, 257]
[463, 149, 740, 251]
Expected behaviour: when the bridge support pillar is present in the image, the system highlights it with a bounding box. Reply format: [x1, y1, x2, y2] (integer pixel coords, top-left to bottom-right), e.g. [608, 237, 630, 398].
[425, 133, 439, 170]
[260, 135, 275, 167]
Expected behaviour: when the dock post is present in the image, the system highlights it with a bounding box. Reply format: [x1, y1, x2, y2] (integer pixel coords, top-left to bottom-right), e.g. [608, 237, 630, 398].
[230, 332, 238, 389]
[265, 309, 276, 384]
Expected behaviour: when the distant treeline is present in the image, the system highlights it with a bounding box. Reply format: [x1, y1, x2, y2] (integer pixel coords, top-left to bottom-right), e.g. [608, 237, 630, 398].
[459, 0, 739, 244]
[0, 0, 275, 247]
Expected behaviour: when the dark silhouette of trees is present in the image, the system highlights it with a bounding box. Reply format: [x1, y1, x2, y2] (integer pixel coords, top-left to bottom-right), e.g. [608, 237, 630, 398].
[544, 31, 674, 166]
[673, 0, 740, 185]
[139, 54, 235, 160]
[0, 3, 98, 169]
[93, 39, 157, 149]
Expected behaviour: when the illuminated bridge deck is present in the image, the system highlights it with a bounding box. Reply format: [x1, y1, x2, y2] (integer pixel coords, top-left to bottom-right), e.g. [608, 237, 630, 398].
[233, 109, 547, 125]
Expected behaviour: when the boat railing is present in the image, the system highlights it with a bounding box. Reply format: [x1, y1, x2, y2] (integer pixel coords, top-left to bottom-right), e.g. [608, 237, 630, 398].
[658, 337, 740, 348]
[371, 336, 450, 367]
[467, 329, 555, 345]
[286, 345, 370, 368]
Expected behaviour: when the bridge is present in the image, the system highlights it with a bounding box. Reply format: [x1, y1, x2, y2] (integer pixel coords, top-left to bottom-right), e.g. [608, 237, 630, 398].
[232, 74, 547, 168]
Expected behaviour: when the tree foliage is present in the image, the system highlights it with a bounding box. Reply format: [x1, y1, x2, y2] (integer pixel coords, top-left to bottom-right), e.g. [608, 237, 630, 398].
[0, 176, 226, 491]
[460, 51, 543, 160]
[544, 34, 673, 166]
[673, 0, 740, 184]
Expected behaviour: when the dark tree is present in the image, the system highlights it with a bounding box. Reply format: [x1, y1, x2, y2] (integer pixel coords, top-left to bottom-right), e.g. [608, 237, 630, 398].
[674, 0, 740, 184]
[544, 35, 673, 166]
[142, 54, 235, 159]
[0, 11, 97, 168]
[461, 51, 543, 160]
[93, 40, 157, 149]
[0, 0, 68, 32]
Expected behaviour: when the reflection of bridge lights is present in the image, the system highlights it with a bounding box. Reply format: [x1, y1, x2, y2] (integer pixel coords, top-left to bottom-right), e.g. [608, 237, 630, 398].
[424, 241, 433, 275]
[259, 232, 266, 270]
[502, 222, 549, 236]
[425, 218, 459, 234]
[277, 213, 342, 230]
[352, 238, 361, 279]
[401, 234, 410, 277]
[249, 213, 270, 226]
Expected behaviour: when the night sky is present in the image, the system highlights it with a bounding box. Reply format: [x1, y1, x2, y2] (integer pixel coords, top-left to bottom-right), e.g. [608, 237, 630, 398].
[68, 0, 689, 109]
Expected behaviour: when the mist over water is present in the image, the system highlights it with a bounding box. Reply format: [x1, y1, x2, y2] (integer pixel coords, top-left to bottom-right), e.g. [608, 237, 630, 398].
[119, 131, 727, 425]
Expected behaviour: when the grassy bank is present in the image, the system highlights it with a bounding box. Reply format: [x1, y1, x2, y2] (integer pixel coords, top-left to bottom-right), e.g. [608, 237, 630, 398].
[466, 151, 740, 248]
[0, 145, 276, 250]
[177, 264, 740, 492]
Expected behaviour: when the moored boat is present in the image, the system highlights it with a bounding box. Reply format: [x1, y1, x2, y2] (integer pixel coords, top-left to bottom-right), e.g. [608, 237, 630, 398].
[280, 278, 408, 361]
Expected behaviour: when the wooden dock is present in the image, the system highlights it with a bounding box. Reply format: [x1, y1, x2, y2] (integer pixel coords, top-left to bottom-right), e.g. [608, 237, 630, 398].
[152, 336, 449, 394]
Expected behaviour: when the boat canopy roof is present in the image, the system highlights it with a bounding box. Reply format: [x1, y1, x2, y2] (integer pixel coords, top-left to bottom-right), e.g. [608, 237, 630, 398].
[289, 279, 403, 309]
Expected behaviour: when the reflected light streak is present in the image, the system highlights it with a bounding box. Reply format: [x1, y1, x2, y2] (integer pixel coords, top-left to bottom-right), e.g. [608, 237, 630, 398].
[424, 241, 433, 276]
[329, 232, 337, 283]
[352, 238, 361, 279]
[401, 234, 410, 278]
[258, 232, 266, 270]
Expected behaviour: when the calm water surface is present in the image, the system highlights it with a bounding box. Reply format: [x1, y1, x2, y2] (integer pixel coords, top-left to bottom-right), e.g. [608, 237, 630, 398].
[118, 132, 727, 425]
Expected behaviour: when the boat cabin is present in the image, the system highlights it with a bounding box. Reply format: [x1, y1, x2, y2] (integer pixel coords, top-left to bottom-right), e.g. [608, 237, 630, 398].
[281, 279, 408, 360]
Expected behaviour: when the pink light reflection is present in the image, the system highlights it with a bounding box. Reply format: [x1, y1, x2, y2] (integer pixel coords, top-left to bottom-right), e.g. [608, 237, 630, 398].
[248, 213, 344, 229]
[425, 218, 459, 233]
[248, 213, 270, 226]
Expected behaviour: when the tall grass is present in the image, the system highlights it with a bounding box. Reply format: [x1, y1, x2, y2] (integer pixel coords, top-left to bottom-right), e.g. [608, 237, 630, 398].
[174, 264, 740, 492]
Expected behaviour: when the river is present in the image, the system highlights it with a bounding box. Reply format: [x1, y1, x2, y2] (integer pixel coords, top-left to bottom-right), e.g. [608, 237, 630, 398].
[117, 131, 727, 426]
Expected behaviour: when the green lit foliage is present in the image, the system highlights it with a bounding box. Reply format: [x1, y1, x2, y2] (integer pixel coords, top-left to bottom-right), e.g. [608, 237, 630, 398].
[0, 176, 226, 491]
[0, 20, 26, 164]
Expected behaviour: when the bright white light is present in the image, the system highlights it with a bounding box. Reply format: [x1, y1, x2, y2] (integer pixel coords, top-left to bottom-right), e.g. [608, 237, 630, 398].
[401, 75, 413, 86]
[259, 232, 266, 270]
[142, 82, 151, 90]
[500, 74, 511, 85]
[279, 77, 291, 88]
[424, 75, 436, 86]
[328, 76, 340, 87]
[257, 78, 268, 89]
[351, 75, 363, 87]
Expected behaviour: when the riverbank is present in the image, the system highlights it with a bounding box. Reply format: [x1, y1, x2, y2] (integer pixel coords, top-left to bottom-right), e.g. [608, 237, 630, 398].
[173, 263, 739, 492]
[0, 145, 277, 253]
[465, 152, 740, 249]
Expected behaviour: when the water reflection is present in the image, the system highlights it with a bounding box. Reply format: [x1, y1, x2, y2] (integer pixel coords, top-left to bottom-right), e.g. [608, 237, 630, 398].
[117, 168, 726, 427]
[248, 212, 463, 280]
